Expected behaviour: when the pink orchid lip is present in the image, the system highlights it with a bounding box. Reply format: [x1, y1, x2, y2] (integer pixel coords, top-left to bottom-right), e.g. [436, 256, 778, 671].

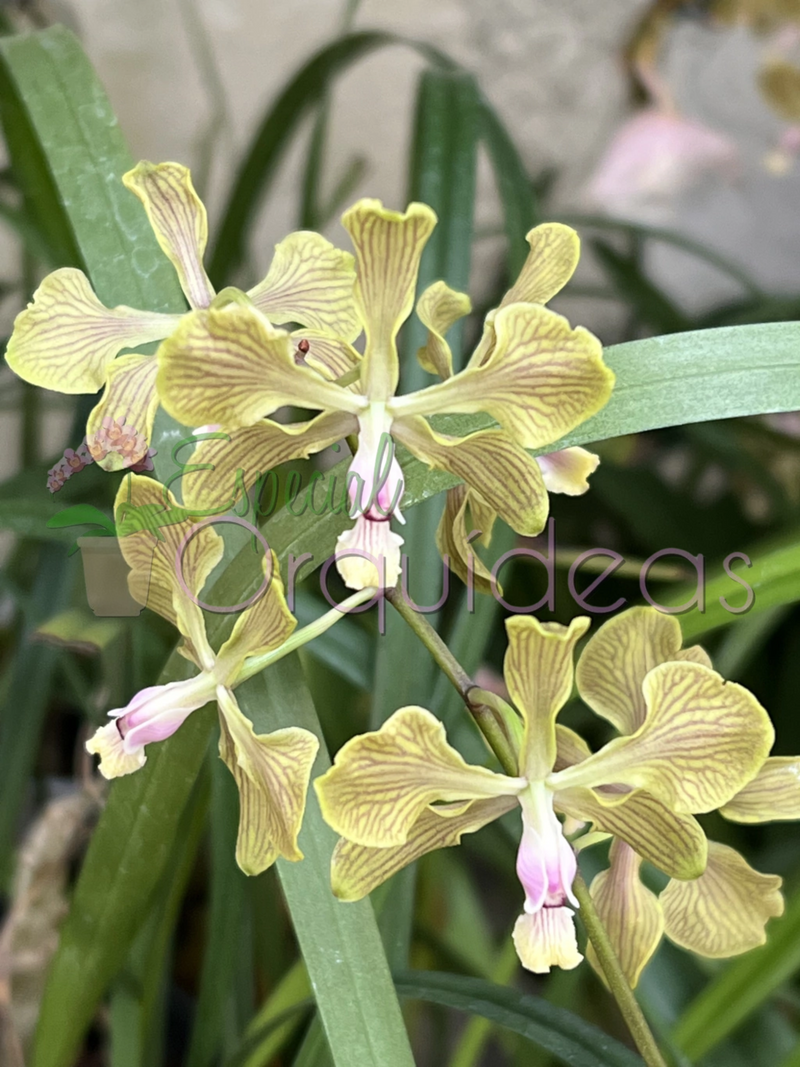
[346, 408, 405, 524]
[112, 674, 215, 753]
[516, 787, 578, 915]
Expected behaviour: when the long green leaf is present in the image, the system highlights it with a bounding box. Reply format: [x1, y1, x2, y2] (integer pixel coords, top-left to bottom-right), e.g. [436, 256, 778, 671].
[227, 1001, 314, 1067]
[0, 545, 76, 885]
[240, 659, 414, 1067]
[0, 52, 80, 267]
[675, 531, 800, 641]
[0, 28, 185, 313]
[109, 770, 209, 1067]
[479, 97, 539, 274]
[208, 31, 454, 283]
[185, 752, 250, 1067]
[393, 970, 644, 1067]
[673, 885, 800, 1060]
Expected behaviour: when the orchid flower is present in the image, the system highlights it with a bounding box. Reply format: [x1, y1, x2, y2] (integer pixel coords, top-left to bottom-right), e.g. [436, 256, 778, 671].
[6, 161, 359, 471]
[570, 608, 793, 985]
[314, 608, 773, 973]
[155, 200, 614, 591]
[85, 472, 320, 875]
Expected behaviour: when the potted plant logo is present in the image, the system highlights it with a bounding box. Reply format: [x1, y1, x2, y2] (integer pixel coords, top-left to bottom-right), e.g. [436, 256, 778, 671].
[46, 504, 143, 617]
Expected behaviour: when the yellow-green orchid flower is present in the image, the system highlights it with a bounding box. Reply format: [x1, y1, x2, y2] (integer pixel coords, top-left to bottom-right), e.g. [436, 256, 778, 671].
[5, 161, 359, 471]
[155, 200, 614, 591]
[570, 607, 791, 986]
[85, 472, 320, 875]
[314, 608, 773, 974]
[430, 225, 602, 592]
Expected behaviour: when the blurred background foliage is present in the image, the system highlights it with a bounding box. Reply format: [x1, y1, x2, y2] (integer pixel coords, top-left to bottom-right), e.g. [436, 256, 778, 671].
[3, 1, 800, 1066]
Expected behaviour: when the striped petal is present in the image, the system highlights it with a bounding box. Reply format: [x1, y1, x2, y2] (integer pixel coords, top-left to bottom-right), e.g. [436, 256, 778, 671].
[661, 841, 784, 958]
[537, 447, 600, 496]
[721, 756, 800, 823]
[114, 474, 221, 668]
[576, 606, 689, 735]
[156, 304, 366, 429]
[555, 786, 707, 879]
[500, 223, 580, 308]
[216, 685, 319, 875]
[85, 354, 158, 471]
[554, 725, 592, 771]
[215, 552, 297, 680]
[123, 161, 214, 309]
[416, 280, 471, 380]
[435, 485, 495, 596]
[330, 796, 516, 901]
[504, 616, 591, 780]
[180, 411, 356, 513]
[675, 645, 713, 668]
[549, 662, 774, 814]
[247, 231, 360, 340]
[393, 416, 549, 537]
[292, 329, 361, 384]
[342, 199, 436, 400]
[314, 705, 526, 849]
[5, 268, 178, 393]
[587, 840, 664, 988]
[390, 303, 613, 450]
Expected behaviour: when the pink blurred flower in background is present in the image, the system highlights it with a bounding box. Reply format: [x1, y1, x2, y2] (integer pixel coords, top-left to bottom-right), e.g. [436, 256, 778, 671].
[586, 108, 739, 218]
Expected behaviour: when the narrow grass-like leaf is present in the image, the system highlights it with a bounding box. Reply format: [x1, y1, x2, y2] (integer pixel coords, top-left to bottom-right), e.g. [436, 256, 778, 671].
[393, 970, 644, 1067]
[558, 213, 763, 298]
[109, 771, 209, 1067]
[591, 238, 690, 335]
[0, 545, 76, 886]
[0, 28, 185, 313]
[236, 961, 311, 1067]
[479, 98, 539, 274]
[226, 1001, 314, 1067]
[239, 659, 416, 1067]
[185, 752, 250, 1067]
[676, 532, 800, 640]
[208, 31, 454, 284]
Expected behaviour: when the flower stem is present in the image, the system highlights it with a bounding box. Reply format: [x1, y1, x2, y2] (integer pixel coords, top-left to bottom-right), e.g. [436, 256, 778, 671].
[572, 874, 668, 1067]
[237, 586, 378, 685]
[385, 585, 669, 1067]
[385, 585, 520, 776]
